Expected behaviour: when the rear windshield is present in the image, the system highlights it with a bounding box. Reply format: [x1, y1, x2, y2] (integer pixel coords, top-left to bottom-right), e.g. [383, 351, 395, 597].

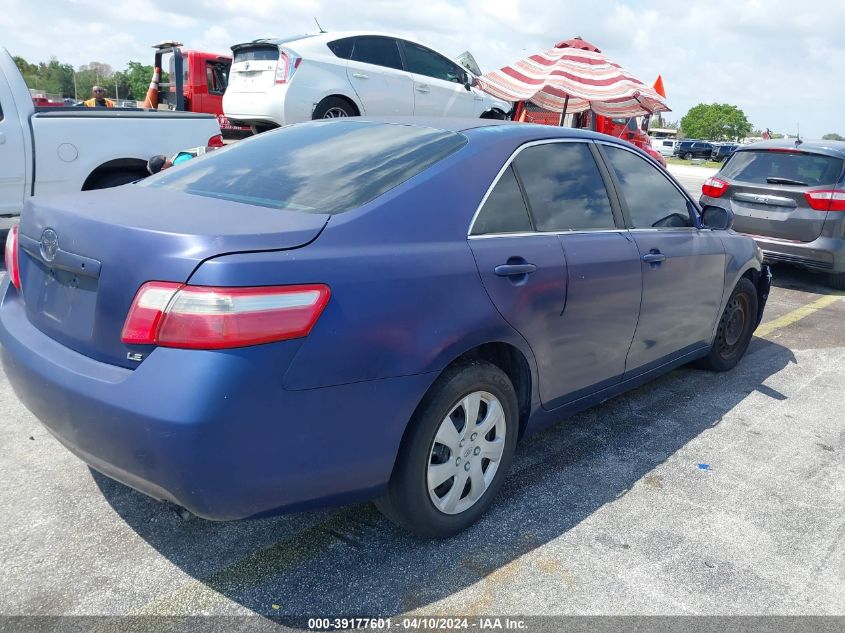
[232, 46, 279, 62]
[140, 121, 468, 214]
[722, 150, 843, 186]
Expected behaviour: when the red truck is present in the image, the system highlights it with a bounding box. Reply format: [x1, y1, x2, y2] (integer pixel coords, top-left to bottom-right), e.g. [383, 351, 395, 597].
[514, 102, 666, 167]
[152, 41, 250, 138]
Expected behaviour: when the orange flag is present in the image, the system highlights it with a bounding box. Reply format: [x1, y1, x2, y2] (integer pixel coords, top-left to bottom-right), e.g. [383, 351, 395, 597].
[653, 75, 666, 98]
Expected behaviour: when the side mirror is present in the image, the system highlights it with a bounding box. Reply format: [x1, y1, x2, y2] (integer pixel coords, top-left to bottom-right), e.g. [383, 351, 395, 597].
[700, 205, 734, 230]
[463, 73, 473, 91]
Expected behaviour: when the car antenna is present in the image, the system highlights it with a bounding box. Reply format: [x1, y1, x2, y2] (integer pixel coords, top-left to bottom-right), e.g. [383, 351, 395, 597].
[795, 122, 802, 145]
[314, 17, 326, 33]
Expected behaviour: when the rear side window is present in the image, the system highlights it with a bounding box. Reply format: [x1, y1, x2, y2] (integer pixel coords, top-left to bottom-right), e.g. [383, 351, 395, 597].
[140, 121, 467, 214]
[232, 46, 279, 62]
[722, 150, 843, 186]
[513, 143, 615, 231]
[350, 37, 403, 70]
[403, 42, 464, 83]
[471, 166, 533, 235]
[604, 146, 693, 229]
[327, 38, 354, 60]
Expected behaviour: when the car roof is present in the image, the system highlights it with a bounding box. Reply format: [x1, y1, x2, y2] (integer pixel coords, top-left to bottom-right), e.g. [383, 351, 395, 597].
[737, 139, 845, 159]
[347, 116, 635, 144]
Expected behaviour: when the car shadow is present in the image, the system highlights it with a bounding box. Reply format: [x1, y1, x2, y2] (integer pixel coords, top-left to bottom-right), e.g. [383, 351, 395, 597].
[93, 337, 795, 619]
[768, 263, 835, 295]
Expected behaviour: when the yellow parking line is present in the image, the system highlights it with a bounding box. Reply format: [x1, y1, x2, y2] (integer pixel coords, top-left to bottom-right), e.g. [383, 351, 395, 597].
[755, 291, 845, 338]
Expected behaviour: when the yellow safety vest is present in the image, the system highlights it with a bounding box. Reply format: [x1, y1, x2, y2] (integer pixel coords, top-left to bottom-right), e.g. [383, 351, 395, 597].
[83, 98, 115, 108]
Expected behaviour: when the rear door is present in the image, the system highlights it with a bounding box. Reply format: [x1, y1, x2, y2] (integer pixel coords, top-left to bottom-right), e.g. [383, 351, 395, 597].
[718, 148, 844, 242]
[345, 36, 414, 116]
[0, 69, 27, 215]
[399, 40, 477, 118]
[598, 143, 726, 375]
[228, 44, 280, 93]
[469, 141, 642, 409]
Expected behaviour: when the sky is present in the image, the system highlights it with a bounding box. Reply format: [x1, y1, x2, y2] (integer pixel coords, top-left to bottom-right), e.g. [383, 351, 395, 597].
[2, 0, 844, 138]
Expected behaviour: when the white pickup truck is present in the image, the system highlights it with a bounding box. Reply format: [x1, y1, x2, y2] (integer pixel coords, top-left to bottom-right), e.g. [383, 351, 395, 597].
[0, 47, 222, 230]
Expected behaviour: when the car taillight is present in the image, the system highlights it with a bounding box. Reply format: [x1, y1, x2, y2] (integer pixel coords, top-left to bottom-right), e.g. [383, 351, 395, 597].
[702, 177, 729, 198]
[805, 190, 845, 212]
[121, 282, 330, 349]
[274, 50, 302, 84]
[4, 224, 21, 290]
[207, 134, 224, 148]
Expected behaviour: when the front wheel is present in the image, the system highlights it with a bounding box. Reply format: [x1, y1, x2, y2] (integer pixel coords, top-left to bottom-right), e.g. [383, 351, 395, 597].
[684, 152, 694, 160]
[376, 361, 518, 538]
[695, 277, 758, 371]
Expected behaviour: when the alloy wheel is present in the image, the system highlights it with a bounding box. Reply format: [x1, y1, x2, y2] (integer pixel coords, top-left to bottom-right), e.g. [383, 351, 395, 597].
[427, 391, 507, 515]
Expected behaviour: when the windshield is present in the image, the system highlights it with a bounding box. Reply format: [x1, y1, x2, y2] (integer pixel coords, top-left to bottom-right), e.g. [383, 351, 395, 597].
[722, 150, 843, 186]
[140, 121, 468, 214]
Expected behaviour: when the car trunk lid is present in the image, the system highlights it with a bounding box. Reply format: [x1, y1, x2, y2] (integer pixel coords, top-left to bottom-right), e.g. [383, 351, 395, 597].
[229, 44, 281, 93]
[721, 149, 844, 242]
[16, 186, 328, 368]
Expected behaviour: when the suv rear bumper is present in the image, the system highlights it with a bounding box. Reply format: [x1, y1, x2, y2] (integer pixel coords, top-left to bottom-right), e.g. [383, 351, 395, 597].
[745, 233, 845, 274]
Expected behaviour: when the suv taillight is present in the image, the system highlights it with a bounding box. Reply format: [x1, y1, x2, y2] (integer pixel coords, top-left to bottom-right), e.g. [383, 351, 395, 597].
[274, 49, 302, 84]
[207, 134, 224, 148]
[4, 224, 21, 289]
[805, 190, 845, 212]
[702, 177, 729, 198]
[121, 282, 331, 349]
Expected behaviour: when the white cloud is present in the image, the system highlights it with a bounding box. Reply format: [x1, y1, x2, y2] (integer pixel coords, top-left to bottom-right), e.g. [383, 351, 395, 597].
[2, 0, 844, 137]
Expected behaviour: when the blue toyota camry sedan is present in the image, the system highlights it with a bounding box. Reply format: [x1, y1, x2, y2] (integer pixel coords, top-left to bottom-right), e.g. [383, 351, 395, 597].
[1, 119, 770, 537]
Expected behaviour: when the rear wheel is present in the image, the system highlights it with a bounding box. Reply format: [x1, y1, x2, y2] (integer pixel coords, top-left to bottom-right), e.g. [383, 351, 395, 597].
[376, 361, 518, 538]
[696, 277, 758, 371]
[827, 272, 845, 290]
[313, 97, 356, 119]
[85, 170, 145, 189]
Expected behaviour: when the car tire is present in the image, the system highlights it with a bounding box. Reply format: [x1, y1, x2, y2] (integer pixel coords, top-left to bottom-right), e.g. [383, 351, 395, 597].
[85, 170, 145, 190]
[375, 361, 518, 538]
[695, 277, 758, 372]
[684, 152, 693, 160]
[313, 97, 356, 119]
[827, 272, 845, 290]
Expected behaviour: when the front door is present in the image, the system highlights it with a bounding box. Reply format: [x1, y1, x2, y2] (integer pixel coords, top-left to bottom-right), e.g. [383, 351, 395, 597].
[599, 144, 727, 375]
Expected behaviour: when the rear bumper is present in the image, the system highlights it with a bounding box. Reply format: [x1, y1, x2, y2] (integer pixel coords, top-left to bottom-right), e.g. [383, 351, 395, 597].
[0, 282, 432, 519]
[222, 83, 315, 128]
[745, 234, 845, 274]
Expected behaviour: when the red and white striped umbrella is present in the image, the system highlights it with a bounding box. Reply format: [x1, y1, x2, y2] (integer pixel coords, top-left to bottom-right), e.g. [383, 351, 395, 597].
[477, 37, 670, 117]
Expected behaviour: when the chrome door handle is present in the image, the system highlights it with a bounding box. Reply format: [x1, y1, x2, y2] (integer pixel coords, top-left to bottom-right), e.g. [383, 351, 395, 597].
[495, 263, 537, 276]
[415, 85, 431, 93]
[642, 251, 666, 264]
[352, 72, 368, 79]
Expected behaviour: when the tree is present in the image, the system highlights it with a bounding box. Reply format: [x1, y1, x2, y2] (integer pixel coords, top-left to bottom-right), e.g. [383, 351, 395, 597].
[122, 61, 156, 100]
[680, 103, 753, 141]
[822, 133, 844, 141]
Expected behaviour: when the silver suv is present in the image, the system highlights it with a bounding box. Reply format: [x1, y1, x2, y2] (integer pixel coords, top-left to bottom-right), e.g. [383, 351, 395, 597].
[700, 139, 845, 289]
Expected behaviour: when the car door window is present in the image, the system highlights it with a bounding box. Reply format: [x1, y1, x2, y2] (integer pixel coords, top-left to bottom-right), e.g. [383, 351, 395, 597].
[350, 37, 403, 71]
[512, 143, 615, 231]
[403, 41, 464, 83]
[327, 37, 355, 60]
[604, 146, 694, 229]
[470, 166, 533, 235]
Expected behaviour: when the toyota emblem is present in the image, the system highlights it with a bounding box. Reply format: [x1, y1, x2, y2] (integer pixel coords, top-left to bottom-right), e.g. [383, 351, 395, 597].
[40, 228, 59, 263]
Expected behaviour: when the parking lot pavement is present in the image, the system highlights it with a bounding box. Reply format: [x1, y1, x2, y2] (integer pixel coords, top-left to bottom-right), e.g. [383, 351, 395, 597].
[666, 163, 718, 197]
[1, 267, 843, 619]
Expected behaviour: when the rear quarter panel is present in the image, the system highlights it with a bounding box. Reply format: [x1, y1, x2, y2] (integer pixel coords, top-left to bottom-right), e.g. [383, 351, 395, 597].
[28, 111, 220, 197]
[189, 136, 539, 391]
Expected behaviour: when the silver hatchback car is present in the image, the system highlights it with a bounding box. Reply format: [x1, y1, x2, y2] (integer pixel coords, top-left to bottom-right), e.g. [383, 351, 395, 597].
[700, 139, 845, 289]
